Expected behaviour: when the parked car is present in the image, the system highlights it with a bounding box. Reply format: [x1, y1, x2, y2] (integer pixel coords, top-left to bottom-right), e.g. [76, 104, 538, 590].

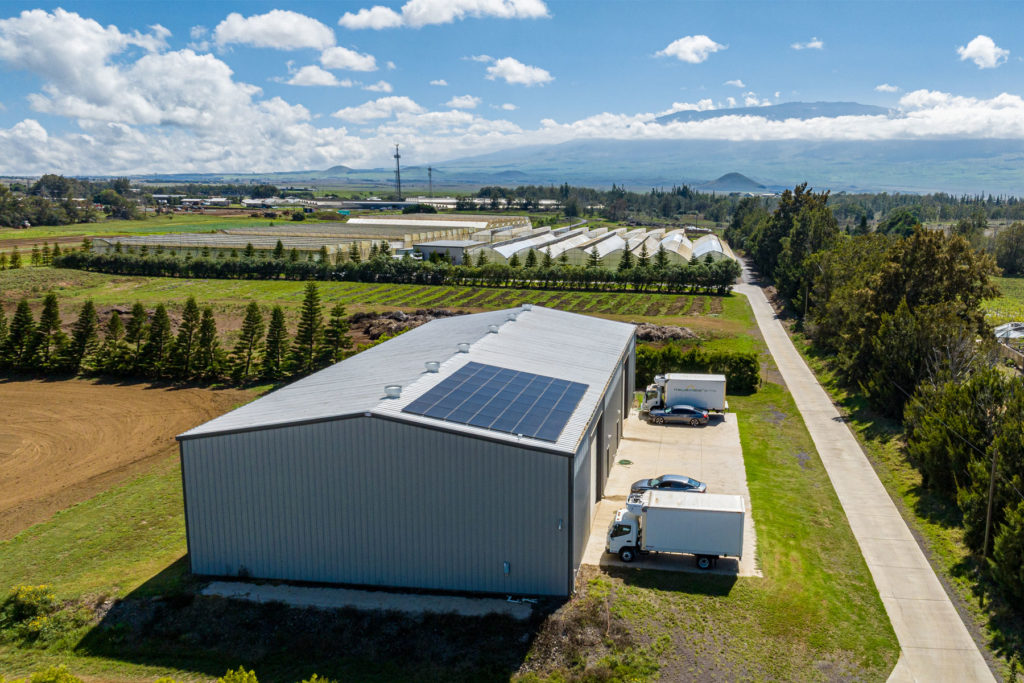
[630, 474, 707, 494]
[647, 404, 709, 426]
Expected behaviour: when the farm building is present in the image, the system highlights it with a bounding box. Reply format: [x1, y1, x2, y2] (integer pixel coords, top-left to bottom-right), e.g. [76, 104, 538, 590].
[692, 234, 739, 262]
[346, 212, 531, 234]
[91, 235, 340, 261]
[413, 239, 485, 264]
[177, 307, 636, 597]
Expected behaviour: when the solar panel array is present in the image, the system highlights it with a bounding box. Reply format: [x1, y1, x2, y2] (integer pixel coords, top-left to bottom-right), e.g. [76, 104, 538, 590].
[402, 361, 588, 442]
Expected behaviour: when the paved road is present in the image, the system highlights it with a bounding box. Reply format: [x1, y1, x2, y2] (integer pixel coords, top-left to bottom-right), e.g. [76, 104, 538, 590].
[734, 281, 994, 683]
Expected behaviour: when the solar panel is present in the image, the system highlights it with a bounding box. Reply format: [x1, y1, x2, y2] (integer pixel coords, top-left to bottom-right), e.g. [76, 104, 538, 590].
[402, 361, 588, 442]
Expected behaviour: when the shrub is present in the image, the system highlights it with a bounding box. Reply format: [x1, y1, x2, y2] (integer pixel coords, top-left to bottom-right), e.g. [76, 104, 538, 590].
[28, 667, 83, 683]
[0, 585, 57, 627]
[635, 344, 760, 393]
[218, 668, 259, 683]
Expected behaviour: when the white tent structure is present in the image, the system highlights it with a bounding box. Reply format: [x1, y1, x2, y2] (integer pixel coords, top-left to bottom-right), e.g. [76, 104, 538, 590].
[692, 234, 738, 262]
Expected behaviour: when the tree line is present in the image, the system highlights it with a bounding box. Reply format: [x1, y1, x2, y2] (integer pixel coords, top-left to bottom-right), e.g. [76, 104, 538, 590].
[53, 248, 743, 294]
[0, 282, 351, 384]
[635, 344, 760, 394]
[727, 183, 1024, 607]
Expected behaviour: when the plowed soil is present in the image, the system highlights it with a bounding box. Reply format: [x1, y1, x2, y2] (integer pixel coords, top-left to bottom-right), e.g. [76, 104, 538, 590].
[0, 378, 255, 540]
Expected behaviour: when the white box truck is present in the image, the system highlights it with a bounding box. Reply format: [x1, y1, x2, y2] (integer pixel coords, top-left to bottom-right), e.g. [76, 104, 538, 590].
[606, 490, 744, 569]
[641, 373, 727, 413]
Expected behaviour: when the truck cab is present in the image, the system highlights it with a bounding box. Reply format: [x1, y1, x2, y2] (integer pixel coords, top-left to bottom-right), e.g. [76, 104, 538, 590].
[606, 507, 642, 562]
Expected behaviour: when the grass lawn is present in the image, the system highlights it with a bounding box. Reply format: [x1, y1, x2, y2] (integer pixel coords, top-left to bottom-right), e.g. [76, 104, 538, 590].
[0, 288, 899, 682]
[0, 215, 297, 243]
[790, 331, 1023, 681]
[984, 275, 1024, 325]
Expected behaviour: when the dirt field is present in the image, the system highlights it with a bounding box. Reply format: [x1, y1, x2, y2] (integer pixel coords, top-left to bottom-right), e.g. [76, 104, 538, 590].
[0, 378, 256, 540]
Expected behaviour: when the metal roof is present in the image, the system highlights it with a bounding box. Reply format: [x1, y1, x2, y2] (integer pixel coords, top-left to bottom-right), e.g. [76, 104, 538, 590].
[995, 322, 1024, 339]
[179, 306, 635, 454]
[413, 240, 484, 248]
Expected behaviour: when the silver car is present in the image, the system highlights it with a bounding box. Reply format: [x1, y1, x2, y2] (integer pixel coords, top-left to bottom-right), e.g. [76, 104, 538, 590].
[647, 404, 709, 426]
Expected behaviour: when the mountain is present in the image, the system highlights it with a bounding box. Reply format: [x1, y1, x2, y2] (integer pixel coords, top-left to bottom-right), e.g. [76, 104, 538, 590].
[656, 101, 891, 124]
[698, 172, 766, 193]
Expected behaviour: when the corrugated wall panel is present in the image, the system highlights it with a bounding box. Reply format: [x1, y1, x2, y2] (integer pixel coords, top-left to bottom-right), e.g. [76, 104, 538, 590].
[181, 417, 570, 596]
[571, 432, 593, 574]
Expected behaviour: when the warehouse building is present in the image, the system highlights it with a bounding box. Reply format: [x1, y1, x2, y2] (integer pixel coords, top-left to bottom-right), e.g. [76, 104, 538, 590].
[177, 307, 636, 597]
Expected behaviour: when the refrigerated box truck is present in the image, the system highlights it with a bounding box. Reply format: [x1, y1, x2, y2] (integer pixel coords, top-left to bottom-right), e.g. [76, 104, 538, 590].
[606, 489, 744, 568]
[641, 373, 727, 413]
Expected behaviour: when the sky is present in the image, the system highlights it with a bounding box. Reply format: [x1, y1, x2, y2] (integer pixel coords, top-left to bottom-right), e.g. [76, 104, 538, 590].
[0, 0, 1022, 175]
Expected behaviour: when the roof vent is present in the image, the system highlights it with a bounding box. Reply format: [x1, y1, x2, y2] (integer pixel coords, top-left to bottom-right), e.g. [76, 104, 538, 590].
[457, 342, 471, 353]
[506, 312, 518, 322]
[384, 385, 402, 399]
[425, 361, 440, 373]
[488, 324, 499, 334]
[522, 303, 533, 311]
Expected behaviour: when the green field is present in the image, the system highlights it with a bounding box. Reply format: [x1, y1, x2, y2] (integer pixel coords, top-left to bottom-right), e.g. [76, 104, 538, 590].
[0, 215, 290, 242]
[985, 275, 1024, 325]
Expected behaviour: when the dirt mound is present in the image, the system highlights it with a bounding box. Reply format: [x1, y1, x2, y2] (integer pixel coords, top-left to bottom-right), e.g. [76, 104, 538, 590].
[631, 322, 699, 342]
[0, 378, 255, 540]
[350, 308, 467, 340]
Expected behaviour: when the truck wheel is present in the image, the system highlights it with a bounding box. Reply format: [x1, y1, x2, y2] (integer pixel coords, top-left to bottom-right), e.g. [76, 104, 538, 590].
[696, 555, 713, 570]
[689, 418, 700, 426]
[653, 416, 665, 425]
[619, 547, 637, 563]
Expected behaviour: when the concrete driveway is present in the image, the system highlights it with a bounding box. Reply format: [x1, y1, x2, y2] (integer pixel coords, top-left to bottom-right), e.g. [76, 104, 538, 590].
[581, 412, 761, 577]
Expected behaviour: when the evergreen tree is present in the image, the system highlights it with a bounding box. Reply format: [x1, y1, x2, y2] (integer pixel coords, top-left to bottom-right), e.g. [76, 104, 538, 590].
[587, 247, 601, 268]
[262, 306, 289, 379]
[244, 243, 256, 258]
[289, 248, 299, 262]
[4, 300, 36, 368]
[142, 304, 173, 377]
[99, 311, 126, 373]
[617, 246, 634, 272]
[475, 250, 488, 267]
[67, 300, 99, 371]
[379, 240, 391, 256]
[654, 244, 669, 269]
[0, 305, 7, 354]
[290, 282, 324, 375]
[114, 242, 123, 254]
[318, 303, 352, 366]
[9, 247, 21, 269]
[318, 245, 329, 263]
[637, 241, 650, 266]
[30, 244, 40, 266]
[232, 302, 265, 381]
[34, 292, 67, 369]
[541, 248, 554, 268]
[369, 242, 379, 258]
[229, 248, 238, 258]
[524, 249, 538, 268]
[348, 243, 361, 263]
[0, 253, 7, 270]
[51, 243, 61, 259]
[41, 243, 51, 265]
[508, 252, 521, 268]
[559, 251, 569, 266]
[273, 239, 285, 259]
[196, 307, 222, 379]
[124, 302, 149, 370]
[172, 297, 201, 378]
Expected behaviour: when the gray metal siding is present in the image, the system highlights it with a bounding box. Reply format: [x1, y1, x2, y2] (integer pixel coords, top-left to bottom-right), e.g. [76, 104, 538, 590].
[182, 417, 570, 596]
[571, 432, 593, 575]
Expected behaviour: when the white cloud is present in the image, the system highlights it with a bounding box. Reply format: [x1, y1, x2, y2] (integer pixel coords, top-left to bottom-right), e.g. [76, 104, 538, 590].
[657, 99, 715, 117]
[338, 6, 404, 30]
[430, 78, 448, 86]
[214, 10, 335, 50]
[467, 54, 493, 62]
[364, 80, 393, 92]
[875, 83, 900, 93]
[724, 79, 745, 88]
[446, 94, 481, 108]
[726, 96, 737, 108]
[499, 103, 517, 110]
[340, 0, 549, 30]
[656, 35, 725, 64]
[286, 65, 354, 87]
[386, 60, 396, 70]
[957, 34, 1009, 69]
[320, 46, 377, 71]
[332, 96, 425, 123]
[791, 37, 824, 50]
[190, 25, 207, 40]
[773, 91, 780, 98]
[743, 92, 772, 107]
[485, 57, 552, 86]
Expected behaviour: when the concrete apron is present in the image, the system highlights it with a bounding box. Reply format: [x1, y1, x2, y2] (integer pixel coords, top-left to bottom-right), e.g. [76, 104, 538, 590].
[734, 284, 994, 683]
[581, 412, 761, 578]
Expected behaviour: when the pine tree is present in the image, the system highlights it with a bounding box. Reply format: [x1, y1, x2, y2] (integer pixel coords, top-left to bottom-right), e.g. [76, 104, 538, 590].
[34, 292, 67, 369]
[379, 240, 391, 256]
[41, 243, 51, 265]
[348, 243, 361, 263]
[229, 248, 238, 258]
[99, 311, 126, 373]
[587, 247, 601, 268]
[524, 249, 537, 268]
[0, 252, 7, 270]
[617, 246, 634, 272]
[125, 302, 149, 370]
[654, 244, 669, 269]
[475, 250, 488, 267]
[273, 239, 285, 259]
[232, 301, 265, 381]
[262, 306, 289, 379]
[318, 245, 329, 263]
[638, 242, 650, 266]
[318, 303, 352, 366]
[142, 304, 173, 377]
[51, 243, 61, 259]
[196, 307, 222, 380]
[9, 247, 21, 269]
[508, 252, 521, 268]
[559, 250, 569, 266]
[67, 300, 99, 372]
[541, 248, 554, 268]
[4, 300, 36, 368]
[290, 282, 324, 375]
[369, 242, 379, 258]
[289, 248, 299, 262]
[0, 306, 7, 363]
[244, 243, 256, 258]
[30, 244, 40, 266]
[114, 242, 123, 254]
[172, 297, 201, 378]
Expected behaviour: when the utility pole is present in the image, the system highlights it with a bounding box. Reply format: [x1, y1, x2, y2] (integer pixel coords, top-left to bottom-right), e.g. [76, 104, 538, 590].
[393, 144, 403, 201]
[428, 166, 433, 198]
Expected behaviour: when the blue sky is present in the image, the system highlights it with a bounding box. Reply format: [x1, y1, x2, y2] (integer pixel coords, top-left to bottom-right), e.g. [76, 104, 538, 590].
[0, 0, 1022, 174]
